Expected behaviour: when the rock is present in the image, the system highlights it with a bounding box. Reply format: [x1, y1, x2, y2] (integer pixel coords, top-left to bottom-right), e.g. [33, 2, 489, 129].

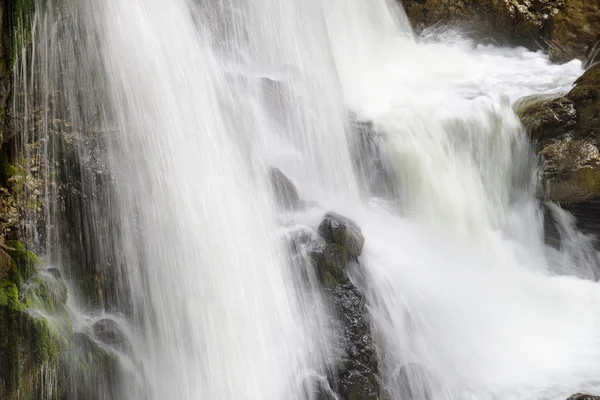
[318, 212, 365, 259]
[540, 137, 600, 203]
[517, 65, 600, 203]
[329, 279, 380, 400]
[394, 363, 433, 400]
[283, 226, 313, 255]
[548, 0, 600, 63]
[268, 167, 300, 210]
[401, 0, 564, 49]
[61, 332, 124, 399]
[401, 0, 599, 62]
[514, 94, 577, 141]
[93, 318, 127, 347]
[350, 119, 395, 197]
[310, 241, 349, 287]
[0, 248, 11, 280]
[567, 394, 600, 400]
[584, 35, 600, 70]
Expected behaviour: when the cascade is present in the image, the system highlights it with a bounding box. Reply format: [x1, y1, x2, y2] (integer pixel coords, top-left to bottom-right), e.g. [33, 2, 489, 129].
[6, 0, 600, 399]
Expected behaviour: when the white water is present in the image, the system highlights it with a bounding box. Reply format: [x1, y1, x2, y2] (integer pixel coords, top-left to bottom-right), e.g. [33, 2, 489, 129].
[18, 0, 600, 399]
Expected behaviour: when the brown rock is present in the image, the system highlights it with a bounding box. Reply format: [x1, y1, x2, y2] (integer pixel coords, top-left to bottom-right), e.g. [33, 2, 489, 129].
[400, 0, 564, 49]
[518, 65, 600, 203]
[549, 0, 600, 62]
[0, 248, 11, 279]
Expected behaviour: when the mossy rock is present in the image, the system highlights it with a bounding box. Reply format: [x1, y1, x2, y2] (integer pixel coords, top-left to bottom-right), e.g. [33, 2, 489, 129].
[310, 241, 348, 287]
[6, 240, 41, 282]
[318, 212, 365, 259]
[0, 249, 12, 280]
[514, 94, 577, 141]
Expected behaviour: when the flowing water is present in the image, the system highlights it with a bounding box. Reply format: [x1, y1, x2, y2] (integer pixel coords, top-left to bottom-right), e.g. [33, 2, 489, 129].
[11, 0, 600, 399]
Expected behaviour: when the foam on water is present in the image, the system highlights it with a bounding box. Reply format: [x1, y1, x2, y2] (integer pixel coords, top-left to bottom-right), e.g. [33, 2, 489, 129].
[15, 0, 600, 399]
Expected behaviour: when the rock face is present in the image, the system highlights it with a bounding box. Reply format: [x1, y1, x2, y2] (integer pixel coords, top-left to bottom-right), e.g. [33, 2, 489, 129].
[350, 119, 395, 198]
[307, 212, 379, 400]
[516, 64, 600, 203]
[401, 0, 564, 48]
[393, 363, 433, 400]
[318, 212, 365, 259]
[549, 0, 600, 62]
[268, 167, 301, 210]
[567, 394, 600, 400]
[400, 0, 599, 62]
[330, 279, 380, 400]
[93, 319, 127, 347]
[584, 35, 600, 69]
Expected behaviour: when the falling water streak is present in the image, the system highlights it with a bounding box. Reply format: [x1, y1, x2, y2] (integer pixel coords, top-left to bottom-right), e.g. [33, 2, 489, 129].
[11, 0, 600, 399]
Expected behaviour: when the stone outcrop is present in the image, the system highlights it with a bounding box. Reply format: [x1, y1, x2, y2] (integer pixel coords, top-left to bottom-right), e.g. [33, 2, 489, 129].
[549, 0, 600, 62]
[516, 64, 600, 203]
[584, 35, 600, 69]
[268, 167, 301, 210]
[400, 0, 599, 62]
[306, 212, 380, 400]
[567, 394, 600, 400]
[93, 318, 128, 348]
[350, 119, 396, 198]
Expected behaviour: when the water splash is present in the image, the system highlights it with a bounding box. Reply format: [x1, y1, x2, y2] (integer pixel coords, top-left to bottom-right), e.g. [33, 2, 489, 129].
[11, 0, 600, 399]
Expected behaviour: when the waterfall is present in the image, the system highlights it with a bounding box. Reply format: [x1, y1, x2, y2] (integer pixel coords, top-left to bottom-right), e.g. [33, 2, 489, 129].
[10, 0, 600, 399]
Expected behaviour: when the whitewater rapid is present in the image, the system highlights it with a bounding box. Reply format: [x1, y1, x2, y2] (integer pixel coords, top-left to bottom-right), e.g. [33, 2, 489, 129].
[17, 0, 600, 399]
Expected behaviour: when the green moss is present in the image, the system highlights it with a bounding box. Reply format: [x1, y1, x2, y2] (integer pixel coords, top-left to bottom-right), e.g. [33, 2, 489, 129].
[0, 280, 21, 392]
[19, 313, 59, 367]
[7, 240, 41, 282]
[3, 0, 36, 74]
[22, 277, 54, 313]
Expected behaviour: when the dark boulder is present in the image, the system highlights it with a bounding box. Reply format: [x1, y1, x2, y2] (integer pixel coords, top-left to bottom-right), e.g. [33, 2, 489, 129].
[318, 212, 365, 259]
[310, 241, 349, 287]
[329, 279, 380, 400]
[268, 167, 300, 210]
[307, 213, 379, 399]
[567, 394, 600, 400]
[93, 318, 127, 347]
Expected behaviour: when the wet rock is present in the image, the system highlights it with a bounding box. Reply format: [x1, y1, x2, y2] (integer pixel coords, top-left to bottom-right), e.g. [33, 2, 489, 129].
[329, 279, 380, 400]
[548, 0, 600, 63]
[401, 0, 564, 50]
[93, 318, 127, 347]
[394, 363, 433, 400]
[584, 35, 600, 70]
[351, 119, 395, 197]
[310, 241, 349, 287]
[318, 212, 365, 259]
[567, 394, 600, 400]
[401, 0, 599, 62]
[268, 167, 301, 210]
[283, 226, 313, 255]
[0, 248, 11, 279]
[514, 95, 577, 141]
[60, 332, 123, 399]
[517, 65, 600, 203]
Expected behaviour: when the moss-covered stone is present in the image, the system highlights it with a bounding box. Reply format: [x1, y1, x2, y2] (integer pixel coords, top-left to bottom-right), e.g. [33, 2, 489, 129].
[7, 240, 41, 282]
[0, 279, 20, 393]
[0, 241, 70, 399]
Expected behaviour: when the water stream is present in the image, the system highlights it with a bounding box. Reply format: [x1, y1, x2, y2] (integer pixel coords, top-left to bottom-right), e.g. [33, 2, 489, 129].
[12, 0, 600, 399]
